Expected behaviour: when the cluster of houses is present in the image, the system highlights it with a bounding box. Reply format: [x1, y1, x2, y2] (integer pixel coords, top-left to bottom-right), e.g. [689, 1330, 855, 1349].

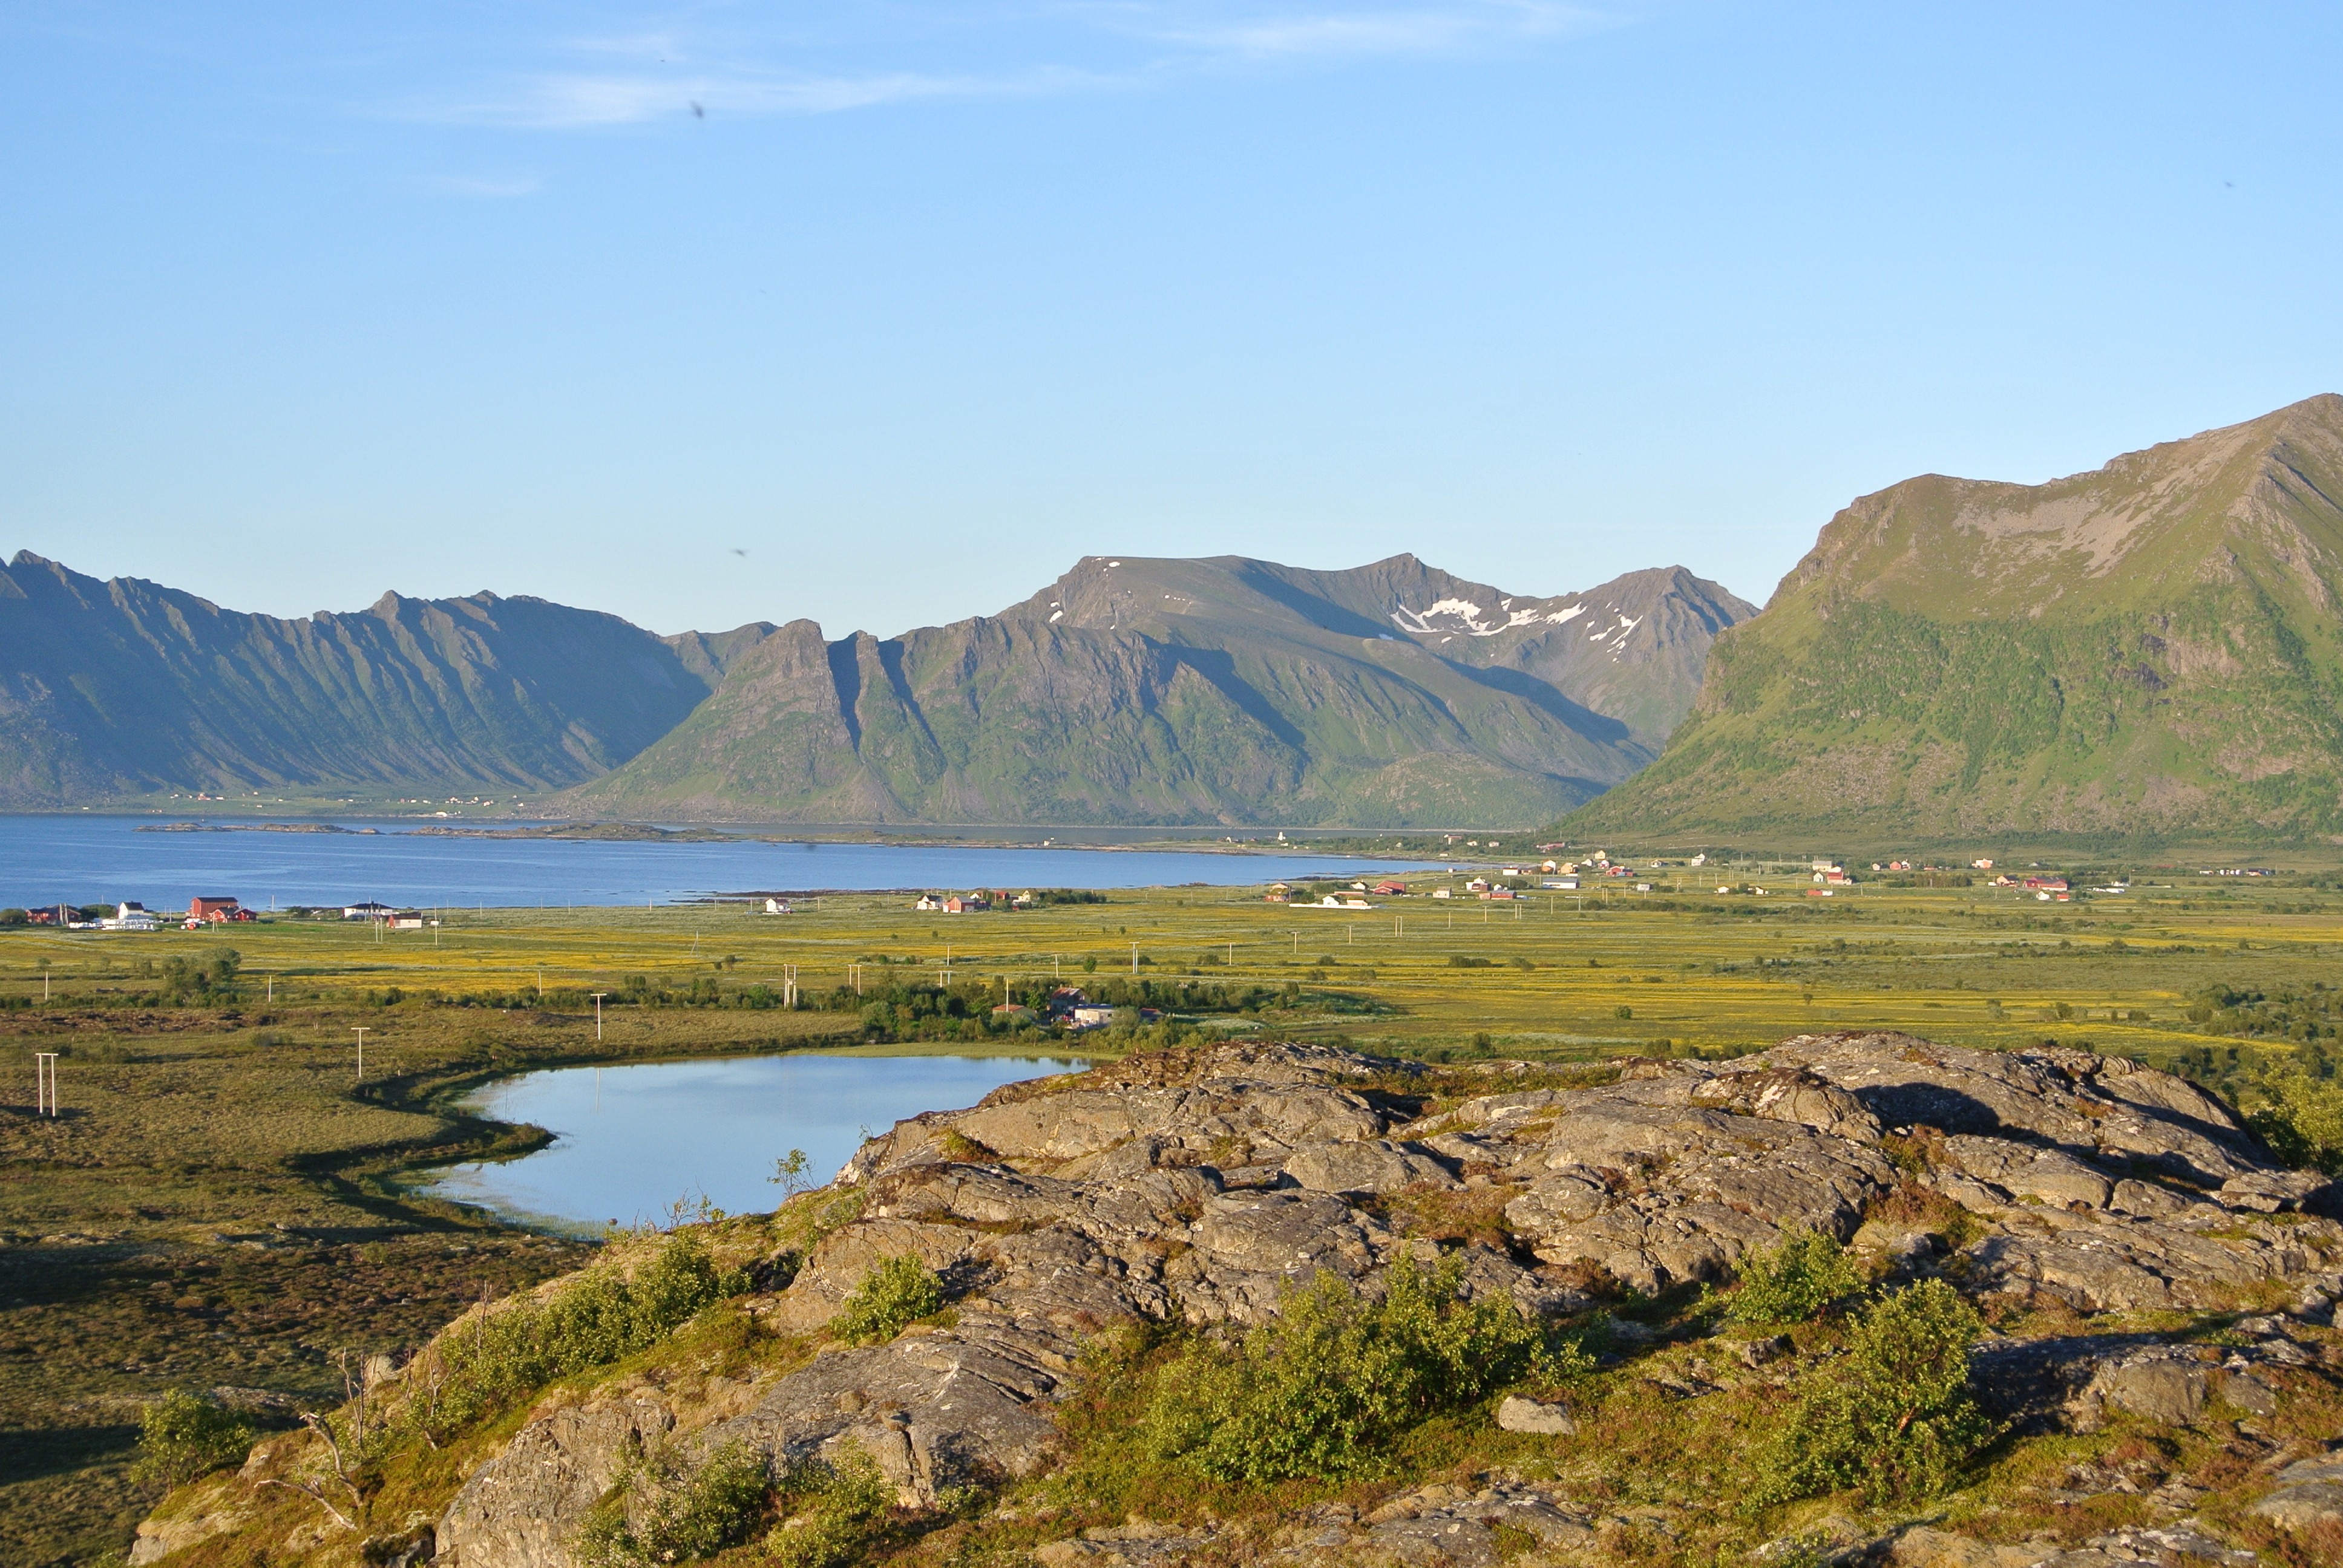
[913, 890, 1041, 914]
[14, 895, 454, 931]
[20, 897, 255, 931]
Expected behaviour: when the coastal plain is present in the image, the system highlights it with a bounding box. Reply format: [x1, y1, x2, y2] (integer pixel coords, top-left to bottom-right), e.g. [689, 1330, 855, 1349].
[2, 869, 2340, 1565]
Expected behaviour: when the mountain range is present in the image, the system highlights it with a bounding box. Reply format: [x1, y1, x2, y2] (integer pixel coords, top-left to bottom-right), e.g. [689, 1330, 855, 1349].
[0, 550, 1751, 826]
[1567, 393, 2343, 843]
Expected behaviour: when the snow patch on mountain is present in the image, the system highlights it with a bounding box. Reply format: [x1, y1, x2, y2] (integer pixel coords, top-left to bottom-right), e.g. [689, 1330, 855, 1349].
[1392, 596, 1588, 638]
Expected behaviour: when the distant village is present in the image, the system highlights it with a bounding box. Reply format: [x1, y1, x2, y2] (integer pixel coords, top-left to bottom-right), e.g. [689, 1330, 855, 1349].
[1, 898, 437, 931]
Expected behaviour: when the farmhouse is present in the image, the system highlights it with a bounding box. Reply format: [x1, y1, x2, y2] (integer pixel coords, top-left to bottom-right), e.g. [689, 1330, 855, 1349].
[188, 896, 241, 921]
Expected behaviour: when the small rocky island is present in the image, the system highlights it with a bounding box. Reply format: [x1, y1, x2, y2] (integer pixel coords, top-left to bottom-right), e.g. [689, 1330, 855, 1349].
[133, 1034, 2343, 1567]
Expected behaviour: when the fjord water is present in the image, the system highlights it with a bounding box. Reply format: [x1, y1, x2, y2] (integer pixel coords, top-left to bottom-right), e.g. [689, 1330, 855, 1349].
[424, 1052, 1086, 1232]
[0, 814, 1424, 909]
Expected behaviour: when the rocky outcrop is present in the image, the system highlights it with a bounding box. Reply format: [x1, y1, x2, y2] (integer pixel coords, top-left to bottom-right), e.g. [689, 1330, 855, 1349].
[198, 1034, 2343, 1567]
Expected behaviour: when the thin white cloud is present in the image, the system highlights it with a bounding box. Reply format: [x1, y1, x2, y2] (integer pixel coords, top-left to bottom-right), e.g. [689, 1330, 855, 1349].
[401, 2, 1629, 129]
[427, 64, 1116, 128]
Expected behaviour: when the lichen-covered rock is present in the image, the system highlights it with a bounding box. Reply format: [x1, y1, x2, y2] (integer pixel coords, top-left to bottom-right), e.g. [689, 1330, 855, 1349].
[439, 1400, 673, 1568]
[185, 1033, 2343, 1568]
[2252, 1446, 2343, 1530]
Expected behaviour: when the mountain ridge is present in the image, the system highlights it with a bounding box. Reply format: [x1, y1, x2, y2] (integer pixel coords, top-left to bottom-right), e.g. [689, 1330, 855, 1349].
[558, 553, 1754, 826]
[0, 550, 1751, 825]
[0, 552, 767, 808]
[1565, 394, 2343, 843]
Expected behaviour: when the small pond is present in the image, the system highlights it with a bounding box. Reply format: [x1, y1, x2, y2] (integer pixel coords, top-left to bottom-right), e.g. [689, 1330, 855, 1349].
[421, 1050, 1087, 1233]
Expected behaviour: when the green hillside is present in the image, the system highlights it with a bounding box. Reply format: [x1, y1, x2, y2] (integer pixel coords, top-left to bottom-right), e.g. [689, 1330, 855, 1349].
[1566, 394, 2343, 844]
[560, 554, 1753, 826]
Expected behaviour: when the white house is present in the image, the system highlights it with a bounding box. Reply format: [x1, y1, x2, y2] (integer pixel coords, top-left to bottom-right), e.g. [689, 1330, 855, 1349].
[764, 898, 792, 915]
[101, 901, 157, 932]
[343, 901, 395, 921]
[914, 895, 943, 912]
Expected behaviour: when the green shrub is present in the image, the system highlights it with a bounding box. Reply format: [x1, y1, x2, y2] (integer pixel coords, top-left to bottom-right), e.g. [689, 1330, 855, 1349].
[578, 1440, 775, 1567]
[159, 950, 241, 1005]
[2249, 1073, 2343, 1174]
[766, 1443, 899, 1568]
[406, 1232, 744, 1440]
[830, 1256, 944, 1346]
[1760, 1279, 1999, 1506]
[1141, 1255, 1555, 1483]
[132, 1390, 255, 1488]
[1720, 1227, 1864, 1327]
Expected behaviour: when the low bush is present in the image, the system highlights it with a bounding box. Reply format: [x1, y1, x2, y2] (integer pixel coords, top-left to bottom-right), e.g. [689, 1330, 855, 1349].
[2250, 1073, 2343, 1174]
[766, 1443, 900, 1568]
[1760, 1278, 1999, 1506]
[133, 1390, 256, 1488]
[1141, 1255, 1568, 1483]
[830, 1256, 944, 1346]
[578, 1440, 774, 1568]
[160, 950, 242, 1005]
[402, 1232, 744, 1440]
[1720, 1227, 1864, 1327]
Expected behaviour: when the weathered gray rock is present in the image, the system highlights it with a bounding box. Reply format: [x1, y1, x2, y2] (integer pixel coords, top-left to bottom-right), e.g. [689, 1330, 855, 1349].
[439, 1400, 673, 1568]
[1282, 1138, 1457, 1196]
[2253, 1447, 2343, 1530]
[1495, 1394, 1577, 1434]
[2027, 1523, 2256, 1567]
[395, 1033, 2343, 1566]
[2063, 1345, 2212, 1431]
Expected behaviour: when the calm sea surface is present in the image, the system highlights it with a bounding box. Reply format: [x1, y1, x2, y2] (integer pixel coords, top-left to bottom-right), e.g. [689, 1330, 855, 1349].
[421, 1052, 1086, 1232]
[0, 815, 1429, 909]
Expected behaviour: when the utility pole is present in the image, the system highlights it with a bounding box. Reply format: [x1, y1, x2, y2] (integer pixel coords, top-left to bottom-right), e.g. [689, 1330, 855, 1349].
[33, 1053, 57, 1117]
[352, 1027, 369, 1085]
[1130, 942, 1138, 975]
[782, 965, 798, 1008]
[590, 992, 608, 1041]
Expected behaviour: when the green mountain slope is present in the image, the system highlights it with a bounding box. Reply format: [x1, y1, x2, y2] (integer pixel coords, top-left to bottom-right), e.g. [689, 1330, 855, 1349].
[0, 553, 772, 807]
[561, 554, 1752, 826]
[1567, 394, 2343, 843]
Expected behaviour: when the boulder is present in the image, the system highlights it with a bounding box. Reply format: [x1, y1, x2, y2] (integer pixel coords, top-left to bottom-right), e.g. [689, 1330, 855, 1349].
[2253, 1448, 2343, 1531]
[2064, 1346, 2212, 1431]
[1495, 1394, 1577, 1434]
[1282, 1138, 1457, 1196]
[438, 1399, 674, 1568]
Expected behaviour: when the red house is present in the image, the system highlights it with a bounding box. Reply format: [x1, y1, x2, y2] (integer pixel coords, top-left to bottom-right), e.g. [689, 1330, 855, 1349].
[188, 896, 241, 921]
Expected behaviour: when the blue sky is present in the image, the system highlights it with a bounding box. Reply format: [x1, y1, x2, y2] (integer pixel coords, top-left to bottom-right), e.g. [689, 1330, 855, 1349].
[4, 2, 2338, 637]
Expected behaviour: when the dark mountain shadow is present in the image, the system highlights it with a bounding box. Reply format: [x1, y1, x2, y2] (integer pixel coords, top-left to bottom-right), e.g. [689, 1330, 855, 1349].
[1442, 663, 1636, 746]
[1229, 562, 1398, 640]
[1166, 646, 1309, 753]
[825, 637, 864, 751]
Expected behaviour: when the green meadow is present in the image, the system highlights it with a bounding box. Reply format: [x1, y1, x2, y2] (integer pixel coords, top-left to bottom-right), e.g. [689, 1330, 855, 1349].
[2, 863, 2339, 1564]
